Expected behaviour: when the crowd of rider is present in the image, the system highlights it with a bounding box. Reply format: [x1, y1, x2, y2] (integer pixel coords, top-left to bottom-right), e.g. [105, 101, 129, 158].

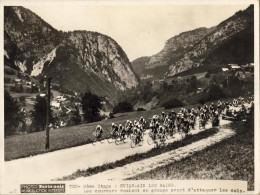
[94, 95, 254, 145]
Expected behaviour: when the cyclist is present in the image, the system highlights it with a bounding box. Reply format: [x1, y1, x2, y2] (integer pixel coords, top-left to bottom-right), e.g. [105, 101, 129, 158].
[94, 125, 103, 139]
[139, 116, 146, 131]
[111, 123, 119, 138]
[150, 119, 159, 140]
[212, 111, 220, 127]
[133, 125, 142, 144]
[158, 125, 166, 143]
[209, 103, 215, 114]
[189, 112, 196, 129]
[233, 99, 238, 107]
[161, 112, 166, 123]
[125, 120, 133, 136]
[119, 124, 126, 139]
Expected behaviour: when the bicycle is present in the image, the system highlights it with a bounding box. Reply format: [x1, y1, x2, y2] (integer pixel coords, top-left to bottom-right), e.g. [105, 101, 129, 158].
[107, 131, 119, 144]
[115, 131, 127, 145]
[130, 133, 144, 148]
[92, 131, 104, 145]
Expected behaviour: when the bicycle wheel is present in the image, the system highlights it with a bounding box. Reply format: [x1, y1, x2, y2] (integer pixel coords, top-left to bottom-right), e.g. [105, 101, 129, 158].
[147, 136, 153, 145]
[139, 138, 144, 146]
[130, 139, 136, 148]
[92, 138, 97, 146]
[115, 137, 120, 145]
[107, 138, 113, 143]
[122, 135, 127, 143]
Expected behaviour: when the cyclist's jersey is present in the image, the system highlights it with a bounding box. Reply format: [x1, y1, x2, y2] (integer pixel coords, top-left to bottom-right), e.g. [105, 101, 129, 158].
[210, 105, 215, 111]
[158, 126, 165, 134]
[95, 126, 103, 135]
[111, 126, 119, 135]
[139, 118, 146, 125]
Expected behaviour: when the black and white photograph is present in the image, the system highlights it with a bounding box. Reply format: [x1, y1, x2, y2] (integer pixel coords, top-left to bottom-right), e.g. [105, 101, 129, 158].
[1, 0, 259, 194]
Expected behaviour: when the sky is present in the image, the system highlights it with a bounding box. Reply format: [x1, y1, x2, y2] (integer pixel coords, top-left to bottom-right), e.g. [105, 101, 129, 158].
[24, 4, 250, 61]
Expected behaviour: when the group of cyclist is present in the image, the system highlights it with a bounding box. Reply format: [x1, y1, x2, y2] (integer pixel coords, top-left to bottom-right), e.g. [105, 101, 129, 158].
[93, 95, 254, 146]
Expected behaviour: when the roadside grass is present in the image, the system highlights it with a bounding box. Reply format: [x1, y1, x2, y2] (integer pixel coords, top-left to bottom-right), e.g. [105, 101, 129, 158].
[130, 118, 254, 191]
[57, 127, 218, 181]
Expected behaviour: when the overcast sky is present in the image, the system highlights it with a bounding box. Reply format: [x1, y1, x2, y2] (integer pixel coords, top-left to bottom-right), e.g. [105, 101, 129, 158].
[25, 4, 250, 61]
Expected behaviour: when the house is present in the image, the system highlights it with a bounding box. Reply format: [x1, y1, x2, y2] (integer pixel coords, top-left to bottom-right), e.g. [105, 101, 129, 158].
[56, 95, 67, 102]
[14, 79, 22, 84]
[228, 64, 238, 67]
[197, 88, 203, 94]
[230, 65, 241, 71]
[241, 63, 254, 72]
[51, 101, 61, 109]
[222, 68, 229, 72]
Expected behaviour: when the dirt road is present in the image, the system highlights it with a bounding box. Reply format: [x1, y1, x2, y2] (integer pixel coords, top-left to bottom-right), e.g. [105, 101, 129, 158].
[3, 119, 231, 193]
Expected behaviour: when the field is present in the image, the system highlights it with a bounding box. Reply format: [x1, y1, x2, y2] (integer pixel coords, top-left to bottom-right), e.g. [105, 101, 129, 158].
[4, 96, 250, 161]
[131, 118, 254, 191]
[5, 98, 232, 161]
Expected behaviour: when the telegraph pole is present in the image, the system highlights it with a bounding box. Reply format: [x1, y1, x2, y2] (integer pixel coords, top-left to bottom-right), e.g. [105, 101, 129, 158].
[46, 77, 51, 150]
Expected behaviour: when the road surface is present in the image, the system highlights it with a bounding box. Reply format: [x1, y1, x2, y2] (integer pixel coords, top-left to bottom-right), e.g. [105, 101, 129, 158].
[3, 118, 232, 193]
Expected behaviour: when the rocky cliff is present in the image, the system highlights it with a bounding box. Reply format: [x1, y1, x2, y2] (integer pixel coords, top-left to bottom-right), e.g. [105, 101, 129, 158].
[132, 5, 254, 79]
[4, 6, 138, 99]
[132, 27, 215, 80]
[167, 5, 254, 77]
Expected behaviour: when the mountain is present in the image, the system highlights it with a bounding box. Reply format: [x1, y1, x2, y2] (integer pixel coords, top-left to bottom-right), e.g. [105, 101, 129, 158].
[167, 5, 254, 77]
[132, 27, 215, 80]
[132, 5, 254, 79]
[4, 6, 138, 100]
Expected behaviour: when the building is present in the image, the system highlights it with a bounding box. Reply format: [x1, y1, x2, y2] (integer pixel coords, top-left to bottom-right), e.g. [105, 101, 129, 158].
[222, 68, 229, 72]
[51, 101, 61, 109]
[230, 65, 241, 70]
[56, 95, 67, 102]
[14, 79, 22, 84]
[39, 94, 46, 97]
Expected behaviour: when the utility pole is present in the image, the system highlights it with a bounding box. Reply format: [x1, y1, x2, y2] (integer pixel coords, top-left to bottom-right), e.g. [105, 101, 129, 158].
[46, 77, 52, 150]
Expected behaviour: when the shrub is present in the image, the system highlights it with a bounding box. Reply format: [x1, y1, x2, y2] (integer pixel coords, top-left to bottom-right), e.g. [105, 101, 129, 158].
[113, 101, 133, 114]
[10, 84, 23, 93]
[137, 107, 146, 111]
[4, 77, 11, 83]
[199, 96, 207, 104]
[161, 98, 185, 109]
[19, 96, 26, 105]
[109, 112, 115, 119]
[4, 68, 16, 75]
[205, 72, 211, 78]
[208, 84, 226, 101]
[81, 91, 102, 123]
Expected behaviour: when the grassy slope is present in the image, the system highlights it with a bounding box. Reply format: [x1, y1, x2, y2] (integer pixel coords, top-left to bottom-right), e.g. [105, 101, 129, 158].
[4, 97, 249, 161]
[131, 118, 254, 191]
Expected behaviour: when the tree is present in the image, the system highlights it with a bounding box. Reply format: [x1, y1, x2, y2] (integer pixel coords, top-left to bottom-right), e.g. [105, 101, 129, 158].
[187, 76, 197, 93]
[81, 91, 102, 123]
[208, 84, 225, 101]
[113, 101, 133, 114]
[4, 89, 24, 137]
[31, 95, 53, 132]
[161, 98, 185, 109]
[68, 106, 81, 126]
